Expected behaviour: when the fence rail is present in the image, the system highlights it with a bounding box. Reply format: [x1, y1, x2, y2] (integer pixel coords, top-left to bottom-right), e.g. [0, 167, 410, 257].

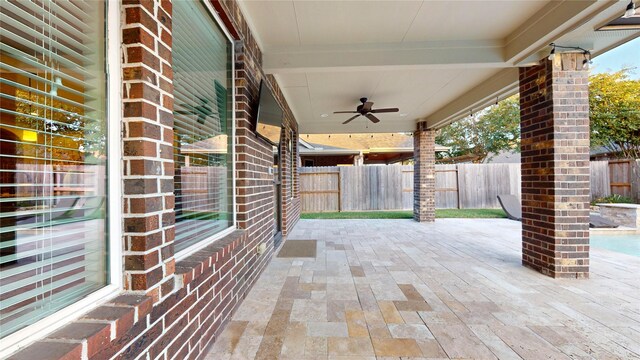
[300, 160, 639, 212]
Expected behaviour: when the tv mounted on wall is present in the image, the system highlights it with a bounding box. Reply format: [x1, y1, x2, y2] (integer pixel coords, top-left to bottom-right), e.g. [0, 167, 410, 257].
[255, 80, 283, 146]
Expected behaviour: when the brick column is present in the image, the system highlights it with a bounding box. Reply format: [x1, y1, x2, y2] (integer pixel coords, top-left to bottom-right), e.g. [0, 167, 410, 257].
[413, 122, 436, 222]
[519, 53, 590, 278]
[121, 0, 176, 301]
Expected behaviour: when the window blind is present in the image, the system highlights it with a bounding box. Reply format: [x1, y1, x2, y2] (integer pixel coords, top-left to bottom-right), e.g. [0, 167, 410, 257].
[0, 0, 108, 338]
[172, 0, 233, 253]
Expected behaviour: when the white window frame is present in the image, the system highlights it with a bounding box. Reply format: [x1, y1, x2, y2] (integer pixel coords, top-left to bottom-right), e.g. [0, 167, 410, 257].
[0, 1, 123, 356]
[174, 0, 237, 261]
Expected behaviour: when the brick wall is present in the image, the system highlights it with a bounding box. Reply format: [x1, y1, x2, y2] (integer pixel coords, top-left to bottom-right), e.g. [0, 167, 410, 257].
[9, 0, 301, 359]
[268, 75, 301, 238]
[519, 53, 590, 279]
[413, 122, 436, 222]
[121, 0, 175, 303]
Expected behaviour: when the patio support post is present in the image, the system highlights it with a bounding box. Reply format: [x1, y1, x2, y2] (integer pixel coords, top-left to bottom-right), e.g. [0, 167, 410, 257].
[413, 121, 436, 222]
[519, 53, 590, 278]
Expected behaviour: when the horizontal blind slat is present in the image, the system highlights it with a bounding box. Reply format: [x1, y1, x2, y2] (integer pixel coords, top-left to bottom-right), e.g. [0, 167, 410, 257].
[0, 43, 95, 84]
[0, 78, 99, 111]
[3, 0, 93, 49]
[0, 20, 91, 70]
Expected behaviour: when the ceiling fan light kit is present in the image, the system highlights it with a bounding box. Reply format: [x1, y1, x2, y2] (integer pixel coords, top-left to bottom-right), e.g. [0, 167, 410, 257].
[333, 97, 399, 125]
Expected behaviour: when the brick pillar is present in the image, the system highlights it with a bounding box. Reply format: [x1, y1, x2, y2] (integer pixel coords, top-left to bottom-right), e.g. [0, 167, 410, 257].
[413, 122, 436, 222]
[121, 0, 176, 301]
[519, 53, 590, 278]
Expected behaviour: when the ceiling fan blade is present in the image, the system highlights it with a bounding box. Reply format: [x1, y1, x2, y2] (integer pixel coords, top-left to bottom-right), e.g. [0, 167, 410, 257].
[342, 114, 360, 124]
[365, 113, 381, 123]
[334, 111, 358, 114]
[370, 108, 399, 113]
[362, 101, 373, 112]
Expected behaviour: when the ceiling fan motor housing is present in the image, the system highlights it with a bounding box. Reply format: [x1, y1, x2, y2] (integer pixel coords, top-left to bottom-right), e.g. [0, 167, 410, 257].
[334, 97, 397, 124]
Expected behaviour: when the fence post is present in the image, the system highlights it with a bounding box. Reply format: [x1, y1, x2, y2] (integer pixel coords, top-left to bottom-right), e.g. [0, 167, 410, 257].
[455, 165, 461, 209]
[338, 169, 342, 212]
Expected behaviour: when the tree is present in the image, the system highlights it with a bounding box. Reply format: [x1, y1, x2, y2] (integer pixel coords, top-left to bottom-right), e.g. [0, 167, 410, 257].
[436, 69, 640, 163]
[436, 95, 520, 163]
[589, 69, 640, 159]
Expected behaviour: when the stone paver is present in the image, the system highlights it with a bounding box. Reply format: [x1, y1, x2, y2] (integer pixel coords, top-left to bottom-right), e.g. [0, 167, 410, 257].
[206, 219, 640, 359]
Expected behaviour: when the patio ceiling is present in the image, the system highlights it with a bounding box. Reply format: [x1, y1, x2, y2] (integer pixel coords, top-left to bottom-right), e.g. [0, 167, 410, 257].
[237, 0, 640, 134]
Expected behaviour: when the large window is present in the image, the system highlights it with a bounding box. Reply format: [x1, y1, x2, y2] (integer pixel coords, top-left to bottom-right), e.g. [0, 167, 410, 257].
[173, 0, 234, 254]
[0, 1, 108, 338]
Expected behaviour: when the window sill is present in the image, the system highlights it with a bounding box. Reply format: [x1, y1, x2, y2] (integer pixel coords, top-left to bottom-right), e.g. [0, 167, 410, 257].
[7, 294, 153, 360]
[174, 226, 237, 262]
[174, 229, 247, 290]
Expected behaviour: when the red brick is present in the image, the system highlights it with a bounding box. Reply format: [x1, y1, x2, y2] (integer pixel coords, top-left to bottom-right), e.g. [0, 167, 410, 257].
[125, 251, 160, 271]
[122, 27, 155, 49]
[127, 82, 161, 103]
[47, 322, 111, 358]
[129, 196, 163, 213]
[130, 265, 164, 290]
[124, 214, 159, 233]
[123, 139, 156, 157]
[123, 101, 157, 120]
[83, 306, 135, 338]
[8, 341, 82, 360]
[125, 7, 158, 35]
[129, 231, 163, 251]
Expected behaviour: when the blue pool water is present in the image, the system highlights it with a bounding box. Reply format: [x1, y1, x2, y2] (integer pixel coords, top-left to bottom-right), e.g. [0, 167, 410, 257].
[590, 234, 640, 257]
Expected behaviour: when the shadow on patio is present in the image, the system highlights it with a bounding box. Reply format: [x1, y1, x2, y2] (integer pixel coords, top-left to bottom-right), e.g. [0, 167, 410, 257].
[206, 219, 640, 359]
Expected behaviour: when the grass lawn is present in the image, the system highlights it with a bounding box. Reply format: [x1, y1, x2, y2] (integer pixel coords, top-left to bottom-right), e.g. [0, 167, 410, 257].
[300, 208, 507, 219]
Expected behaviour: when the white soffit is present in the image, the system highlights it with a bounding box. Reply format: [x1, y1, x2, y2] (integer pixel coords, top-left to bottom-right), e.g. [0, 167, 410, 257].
[238, 0, 639, 133]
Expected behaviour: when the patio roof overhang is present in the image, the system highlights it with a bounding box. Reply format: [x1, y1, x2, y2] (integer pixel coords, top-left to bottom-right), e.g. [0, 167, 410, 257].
[237, 0, 640, 134]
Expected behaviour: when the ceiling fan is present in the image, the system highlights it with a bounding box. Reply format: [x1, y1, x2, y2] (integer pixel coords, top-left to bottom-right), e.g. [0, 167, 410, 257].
[334, 97, 399, 124]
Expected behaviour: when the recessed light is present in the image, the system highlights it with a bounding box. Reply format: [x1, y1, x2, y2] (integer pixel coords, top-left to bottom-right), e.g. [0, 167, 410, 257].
[399, 113, 408, 117]
[320, 113, 329, 118]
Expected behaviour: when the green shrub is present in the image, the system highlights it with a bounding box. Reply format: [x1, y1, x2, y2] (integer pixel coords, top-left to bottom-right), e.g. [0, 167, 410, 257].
[591, 194, 635, 205]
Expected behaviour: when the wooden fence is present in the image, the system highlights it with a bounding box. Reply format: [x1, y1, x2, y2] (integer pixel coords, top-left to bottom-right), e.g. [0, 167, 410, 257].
[300, 160, 638, 212]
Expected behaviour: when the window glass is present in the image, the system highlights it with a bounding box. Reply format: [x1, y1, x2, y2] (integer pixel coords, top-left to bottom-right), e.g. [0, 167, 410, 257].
[0, 0, 108, 337]
[173, 0, 233, 253]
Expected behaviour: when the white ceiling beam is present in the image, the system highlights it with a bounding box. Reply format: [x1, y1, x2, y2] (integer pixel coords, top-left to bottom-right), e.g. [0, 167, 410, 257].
[263, 40, 506, 74]
[424, 68, 520, 130]
[503, 0, 615, 65]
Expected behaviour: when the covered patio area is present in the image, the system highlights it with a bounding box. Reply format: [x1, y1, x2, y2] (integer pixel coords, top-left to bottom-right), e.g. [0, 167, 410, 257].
[208, 219, 640, 359]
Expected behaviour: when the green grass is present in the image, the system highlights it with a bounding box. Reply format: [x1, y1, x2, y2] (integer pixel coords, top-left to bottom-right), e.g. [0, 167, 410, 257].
[300, 209, 507, 219]
[436, 208, 507, 218]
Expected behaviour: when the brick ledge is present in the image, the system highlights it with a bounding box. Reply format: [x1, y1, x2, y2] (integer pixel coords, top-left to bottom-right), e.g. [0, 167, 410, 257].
[174, 229, 247, 289]
[9, 294, 153, 360]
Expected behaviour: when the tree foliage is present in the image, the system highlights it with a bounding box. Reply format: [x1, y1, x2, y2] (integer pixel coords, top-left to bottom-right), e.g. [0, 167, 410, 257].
[589, 69, 640, 159]
[436, 68, 640, 163]
[436, 96, 520, 163]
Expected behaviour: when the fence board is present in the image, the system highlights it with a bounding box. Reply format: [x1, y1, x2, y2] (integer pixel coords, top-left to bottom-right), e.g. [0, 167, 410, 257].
[590, 161, 610, 199]
[633, 160, 640, 202]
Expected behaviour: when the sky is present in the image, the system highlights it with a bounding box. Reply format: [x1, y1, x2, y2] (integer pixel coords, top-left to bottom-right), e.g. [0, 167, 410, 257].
[591, 36, 640, 79]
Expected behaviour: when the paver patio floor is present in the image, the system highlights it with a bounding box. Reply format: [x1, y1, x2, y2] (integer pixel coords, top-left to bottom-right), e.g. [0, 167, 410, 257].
[206, 219, 640, 359]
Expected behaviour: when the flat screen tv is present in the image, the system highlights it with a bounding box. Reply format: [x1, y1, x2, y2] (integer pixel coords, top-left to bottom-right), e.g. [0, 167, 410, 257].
[255, 80, 283, 146]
